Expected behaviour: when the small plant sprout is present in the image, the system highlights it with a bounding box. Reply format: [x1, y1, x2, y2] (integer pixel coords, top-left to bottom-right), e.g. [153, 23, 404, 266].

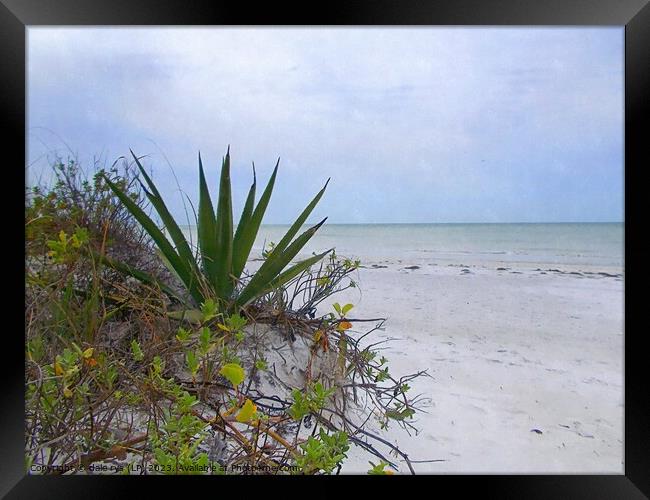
[294, 429, 350, 474]
[332, 303, 354, 350]
[198, 327, 212, 356]
[288, 381, 336, 421]
[367, 460, 396, 475]
[200, 299, 219, 322]
[332, 302, 354, 318]
[176, 327, 190, 343]
[185, 351, 199, 381]
[46, 227, 89, 264]
[216, 313, 247, 340]
[254, 358, 268, 371]
[130, 340, 144, 362]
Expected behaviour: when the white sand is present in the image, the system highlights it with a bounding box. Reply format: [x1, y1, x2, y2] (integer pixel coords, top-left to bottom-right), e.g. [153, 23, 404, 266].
[317, 259, 624, 474]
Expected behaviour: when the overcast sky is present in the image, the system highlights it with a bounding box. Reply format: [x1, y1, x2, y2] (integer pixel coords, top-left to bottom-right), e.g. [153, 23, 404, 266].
[27, 27, 623, 224]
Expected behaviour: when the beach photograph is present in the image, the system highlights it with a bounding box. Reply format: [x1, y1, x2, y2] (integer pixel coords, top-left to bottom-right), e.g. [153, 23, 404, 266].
[25, 27, 624, 475]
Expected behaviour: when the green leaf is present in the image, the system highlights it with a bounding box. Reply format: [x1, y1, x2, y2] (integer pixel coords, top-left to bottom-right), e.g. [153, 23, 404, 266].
[167, 309, 204, 324]
[288, 389, 309, 420]
[103, 149, 331, 315]
[156, 248, 189, 293]
[367, 460, 395, 475]
[385, 408, 415, 421]
[72, 226, 89, 247]
[130, 151, 200, 292]
[102, 174, 199, 304]
[262, 249, 334, 297]
[236, 219, 330, 307]
[231, 160, 278, 279]
[264, 177, 329, 261]
[197, 153, 219, 293]
[341, 303, 354, 316]
[200, 298, 218, 322]
[199, 326, 211, 353]
[215, 148, 234, 300]
[186, 350, 199, 375]
[176, 328, 190, 343]
[130, 340, 144, 362]
[227, 313, 247, 331]
[219, 363, 245, 387]
[91, 250, 187, 304]
[231, 163, 257, 280]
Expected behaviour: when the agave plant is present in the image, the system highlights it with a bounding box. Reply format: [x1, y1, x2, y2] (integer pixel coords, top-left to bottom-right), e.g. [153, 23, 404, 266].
[100, 148, 332, 313]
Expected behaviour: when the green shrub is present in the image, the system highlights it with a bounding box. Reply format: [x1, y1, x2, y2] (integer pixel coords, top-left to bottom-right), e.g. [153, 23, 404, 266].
[26, 157, 153, 269]
[102, 148, 332, 313]
[294, 429, 350, 474]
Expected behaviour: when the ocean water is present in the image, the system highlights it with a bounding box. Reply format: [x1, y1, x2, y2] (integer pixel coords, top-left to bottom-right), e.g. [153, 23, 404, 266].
[181, 223, 623, 270]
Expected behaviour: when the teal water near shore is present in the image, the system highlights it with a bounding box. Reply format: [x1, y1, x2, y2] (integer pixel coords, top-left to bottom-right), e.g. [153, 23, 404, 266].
[181, 223, 623, 269]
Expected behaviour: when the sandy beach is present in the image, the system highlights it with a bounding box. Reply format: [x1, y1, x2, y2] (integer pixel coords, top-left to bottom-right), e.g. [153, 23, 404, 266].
[318, 259, 624, 474]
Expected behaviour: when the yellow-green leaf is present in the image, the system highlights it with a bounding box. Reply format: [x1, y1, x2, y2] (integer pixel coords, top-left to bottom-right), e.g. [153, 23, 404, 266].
[220, 363, 245, 387]
[235, 399, 257, 423]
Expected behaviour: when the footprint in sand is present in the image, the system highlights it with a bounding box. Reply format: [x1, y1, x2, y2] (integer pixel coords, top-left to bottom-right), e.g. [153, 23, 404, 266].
[545, 367, 568, 374]
[467, 403, 488, 415]
[558, 421, 595, 439]
[582, 377, 609, 386]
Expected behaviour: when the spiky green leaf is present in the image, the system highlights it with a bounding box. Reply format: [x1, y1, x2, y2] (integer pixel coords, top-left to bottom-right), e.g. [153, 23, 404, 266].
[91, 250, 186, 304]
[101, 174, 196, 298]
[130, 151, 200, 281]
[265, 177, 329, 260]
[263, 249, 333, 295]
[231, 160, 279, 281]
[197, 153, 219, 292]
[215, 148, 234, 299]
[232, 164, 257, 279]
[236, 218, 328, 307]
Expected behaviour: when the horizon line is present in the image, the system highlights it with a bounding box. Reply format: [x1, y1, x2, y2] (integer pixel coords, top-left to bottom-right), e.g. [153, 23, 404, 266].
[179, 221, 624, 226]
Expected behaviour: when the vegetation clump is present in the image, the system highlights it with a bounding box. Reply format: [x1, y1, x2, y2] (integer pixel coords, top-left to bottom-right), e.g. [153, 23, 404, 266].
[100, 148, 331, 311]
[25, 149, 430, 475]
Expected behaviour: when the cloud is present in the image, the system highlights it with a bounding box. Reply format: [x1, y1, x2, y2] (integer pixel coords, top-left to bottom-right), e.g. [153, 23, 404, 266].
[27, 27, 623, 223]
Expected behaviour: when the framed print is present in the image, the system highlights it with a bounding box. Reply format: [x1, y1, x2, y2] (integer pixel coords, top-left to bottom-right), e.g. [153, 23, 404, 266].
[3, 0, 649, 497]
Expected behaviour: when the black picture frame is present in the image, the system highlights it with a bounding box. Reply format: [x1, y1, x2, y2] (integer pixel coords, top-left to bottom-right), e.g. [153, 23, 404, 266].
[3, 0, 648, 497]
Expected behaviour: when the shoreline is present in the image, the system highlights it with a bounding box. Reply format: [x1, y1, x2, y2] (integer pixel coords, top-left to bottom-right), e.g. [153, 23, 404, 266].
[253, 250, 624, 279]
